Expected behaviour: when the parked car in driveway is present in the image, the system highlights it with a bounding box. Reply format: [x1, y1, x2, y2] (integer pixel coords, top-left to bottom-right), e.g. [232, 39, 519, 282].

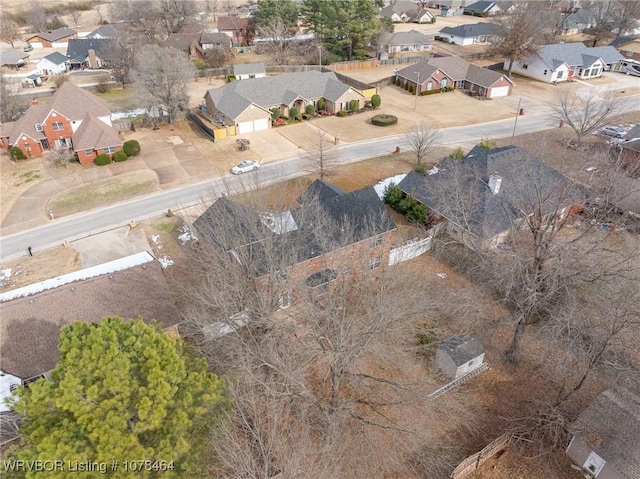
[231, 160, 260, 174]
[601, 126, 626, 138]
[23, 44, 33, 52]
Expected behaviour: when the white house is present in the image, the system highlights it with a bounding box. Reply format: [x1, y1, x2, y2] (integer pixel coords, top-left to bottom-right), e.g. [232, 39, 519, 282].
[36, 52, 69, 75]
[435, 334, 485, 380]
[380, 1, 435, 23]
[505, 43, 624, 83]
[0, 371, 21, 413]
[379, 30, 433, 55]
[438, 22, 500, 46]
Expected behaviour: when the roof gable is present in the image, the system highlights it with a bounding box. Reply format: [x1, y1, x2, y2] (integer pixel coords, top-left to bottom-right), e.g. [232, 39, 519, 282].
[72, 114, 122, 151]
[66, 38, 112, 62]
[465, 1, 497, 12]
[42, 51, 68, 65]
[438, 334, 484, 365]
[47, 81, 112, 121]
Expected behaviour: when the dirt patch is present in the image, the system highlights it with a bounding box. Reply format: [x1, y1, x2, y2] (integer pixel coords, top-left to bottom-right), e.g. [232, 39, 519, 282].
[0, 244, 81, 292]
[0, 156, 48, 224]
[47, 170, 159, 217]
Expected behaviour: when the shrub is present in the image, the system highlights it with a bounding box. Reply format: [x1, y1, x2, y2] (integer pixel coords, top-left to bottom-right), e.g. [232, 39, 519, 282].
[404, 83, 409, 90]
[289, 107, 299, 120]
[113, 151, 128, 162]
[305, 104, 315, 115]
[123, 140, 141, 156]
[383, 184, 403, 207]
[193, 59, 208, 70]
[336, 110, 348, 117]
[430, 16, 436, 24]
[371, 114, 397, 126]
[9, 147, 26, 160]
[53, 74, 68, 89]
[95, 75, 111, 93]
[271, 108, 281, 120]
[410, 85, 416, 94]
[227, 75, 236, 82]
[301, 113, 310, 120]
[420, 89, 442, 96]
[448, 147, 465, 160]
[349, 99, 359, 112]
[94, 153, 111, 166]
[479, 138, 493, 150]
[442, 86, 454, 92]
[468, 90, 477, 97]
[413, 164, 426, 176]
[371, 94, 381, 109]
[317, 98, 325, 110]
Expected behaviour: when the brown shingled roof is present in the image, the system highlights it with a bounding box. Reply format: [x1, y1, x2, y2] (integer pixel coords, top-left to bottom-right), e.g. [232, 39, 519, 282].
[216, 16, 250, 31]
[26, 26, 77, 43]
[72, 113, 122, 151]
[0, 261, 182, 380]
[0, 103, 48, 145]
[47, 81, 112, 121]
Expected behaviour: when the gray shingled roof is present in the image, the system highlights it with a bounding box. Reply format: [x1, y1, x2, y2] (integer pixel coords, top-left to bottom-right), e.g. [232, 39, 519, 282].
[380, 0, 421, 17]
[66, 38, 112, 62]
[27, 26, 77, 42]
[233, 63, 266, 75]
[438, 334, 484, 366]
[398, 145, 584, 240]
[609, 36, 639, 48]
[0, 49, 29, 66]
[205, 71, 359, 120]
[86, 24, 120, 38]
[0, 260, 181, 379]
[427, 56, 513, 87]
[195, 180, 396, 277]
[395, 61, 441, 83]
[379, 30, 432, 47]
[570, 388, 640, 479]
[42, 51, 68, 65]
[439, 22, 498, 38]
[464, 1, 496, 13]
[538, 43, 624, 69]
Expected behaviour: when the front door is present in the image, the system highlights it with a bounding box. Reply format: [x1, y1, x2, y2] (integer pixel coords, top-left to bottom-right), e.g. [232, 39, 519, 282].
[40, 139, 50, 150]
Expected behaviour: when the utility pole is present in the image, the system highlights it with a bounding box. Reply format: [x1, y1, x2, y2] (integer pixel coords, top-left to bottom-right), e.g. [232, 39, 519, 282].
[511, 98, 522, 142]
[318, 45, 322, 69]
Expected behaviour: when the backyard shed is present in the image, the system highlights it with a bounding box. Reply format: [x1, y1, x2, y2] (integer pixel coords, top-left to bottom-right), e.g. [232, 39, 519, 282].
[435, 334, 485, 380]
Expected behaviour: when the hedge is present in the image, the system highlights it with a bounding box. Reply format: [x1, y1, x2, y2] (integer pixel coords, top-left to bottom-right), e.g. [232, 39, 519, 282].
[371, 94, 381, 108]
[94, 153, 111, 166]
[420, 89, 442, 96]
[113, 151, 128, 162]
[336, 110, 348, 117]
[384, 184, 426, 224]
[349, 99, 359, 111]
[123, 140, 141, 156]
[305, 104, 315, 115]
[371, 114, 397, 126]
[9, 146, 26, 160]
[317, 98, 326, 110]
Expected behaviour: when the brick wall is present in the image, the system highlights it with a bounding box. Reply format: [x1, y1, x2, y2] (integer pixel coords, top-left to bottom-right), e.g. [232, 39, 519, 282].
[43, 114, 73, 149]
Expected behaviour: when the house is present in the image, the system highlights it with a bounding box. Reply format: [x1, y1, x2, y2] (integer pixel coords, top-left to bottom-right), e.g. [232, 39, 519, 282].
[66, 38, 113, 70]
[164, 31, 232, 60]
[24, 26, 77, 48]
[395, 56, 514, 98]
[193, 180, 397, 305]
[203, 71, 366, 133]
[233, 62, 266, 80]
[619, 135, 640, 171]
[609, 36, 640, 61]
[380, 1, 435, 23]
[398, 145, 585, 248]
[36, 51, 69, 75]
[0, 82, 122, 164]
[216, 16, 251, 46]
[378, 30, 432, 55]
[559, 8, 592, 35]
[22, 74, 42, 88]
[438, 22, 500, 46]
[0, 252, 182, 407]
[0, 49, 29, 70]
[86, 24, 120, 39]
[435, 334, 485, 380]
[566, 388, 640, 479]
[463, 1, 502, 16]
[505, 43, 625, 83]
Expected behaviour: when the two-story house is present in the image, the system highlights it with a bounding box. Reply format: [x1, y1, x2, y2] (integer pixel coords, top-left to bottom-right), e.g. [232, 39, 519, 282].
[0, 82, 122, 164]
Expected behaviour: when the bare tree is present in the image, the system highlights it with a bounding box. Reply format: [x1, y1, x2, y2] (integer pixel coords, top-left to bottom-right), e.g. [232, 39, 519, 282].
[612, 0, 640, 38]
[0, 74, 26, 122]
[584, 0, 617, 46]
[103, 37, 137, 87]
[405, 121, 440, 166]
[50, 148, 76, 169]
[203, 46, 232, 69]
[299, 128, 340, 180]
[256, 21, 300, 65]
[552, 88, 625, 147]
[132, 45, 195, 124]
[69, 8, 82, 27]
[491, 2, 545, 77]
[0, 17, 21, 48]
[157, 0, 199, 35]
[25, 5, 49, 33]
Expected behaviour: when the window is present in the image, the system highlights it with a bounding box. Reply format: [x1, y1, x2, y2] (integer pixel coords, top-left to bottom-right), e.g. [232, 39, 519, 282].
[84, 149, 92, 156]
[103, 146, 115, 154]
[370, 234, 383, 247]
[35, 123, 43, 131]
[522, 64, 528, 70]
[369, 256, 381, 270]
[278, 292, 292, 309]
[468, 360, 474, 366]
[543, 69, 547, 75]
[306, 269, 338, 289]
[557, 70, 564, 79]
[626, 51, 633, 57]
[9, 383, 19, 392]
[52, 122, 64, 131]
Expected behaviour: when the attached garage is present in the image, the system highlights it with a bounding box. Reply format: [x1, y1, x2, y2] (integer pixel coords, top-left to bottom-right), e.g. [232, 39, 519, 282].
[489, 85, 510, 98]
[237, 118, 268, 134]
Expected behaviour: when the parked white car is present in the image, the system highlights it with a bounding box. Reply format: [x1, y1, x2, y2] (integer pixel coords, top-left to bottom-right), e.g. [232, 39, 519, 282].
[601, 126, 626, 138]
[231, 160, 260, 174]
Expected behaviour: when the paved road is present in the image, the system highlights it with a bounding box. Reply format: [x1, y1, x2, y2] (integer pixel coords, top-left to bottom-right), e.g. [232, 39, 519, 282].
[0, 111, 557, 261]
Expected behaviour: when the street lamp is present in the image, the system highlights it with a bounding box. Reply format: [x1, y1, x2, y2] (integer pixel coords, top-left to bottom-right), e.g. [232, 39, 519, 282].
[413, 71, 421, 111]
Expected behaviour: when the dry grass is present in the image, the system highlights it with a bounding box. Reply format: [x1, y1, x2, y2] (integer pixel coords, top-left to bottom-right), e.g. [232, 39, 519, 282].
[0, 156, 47, 224]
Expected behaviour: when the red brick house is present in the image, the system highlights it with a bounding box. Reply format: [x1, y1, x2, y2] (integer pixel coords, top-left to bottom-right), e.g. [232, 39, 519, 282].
[193, 180, 397, 308]
[0, 82, 122, 164]
[216, 16, 251, 47]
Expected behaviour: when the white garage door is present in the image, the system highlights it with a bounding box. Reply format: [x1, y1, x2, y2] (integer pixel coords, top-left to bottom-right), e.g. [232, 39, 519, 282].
[237, 121, 254, 134]
[30, 42, 43, 49]
[490, 86, 510, 98]
[253, 118, 269, 131]
[238, 119, 269, 134]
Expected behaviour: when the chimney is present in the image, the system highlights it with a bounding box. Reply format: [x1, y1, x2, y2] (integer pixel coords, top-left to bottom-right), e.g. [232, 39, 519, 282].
[88, 49, 98, 69]
[488, 174, 502, 195]
[31, 98, 38, 105]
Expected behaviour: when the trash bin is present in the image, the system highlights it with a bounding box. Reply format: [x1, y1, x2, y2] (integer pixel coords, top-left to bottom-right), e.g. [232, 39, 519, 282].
[519, 108, 525, 116]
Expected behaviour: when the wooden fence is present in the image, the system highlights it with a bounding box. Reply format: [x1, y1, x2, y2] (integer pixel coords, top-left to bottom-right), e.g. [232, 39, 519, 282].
[450, 434, 511, 479]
